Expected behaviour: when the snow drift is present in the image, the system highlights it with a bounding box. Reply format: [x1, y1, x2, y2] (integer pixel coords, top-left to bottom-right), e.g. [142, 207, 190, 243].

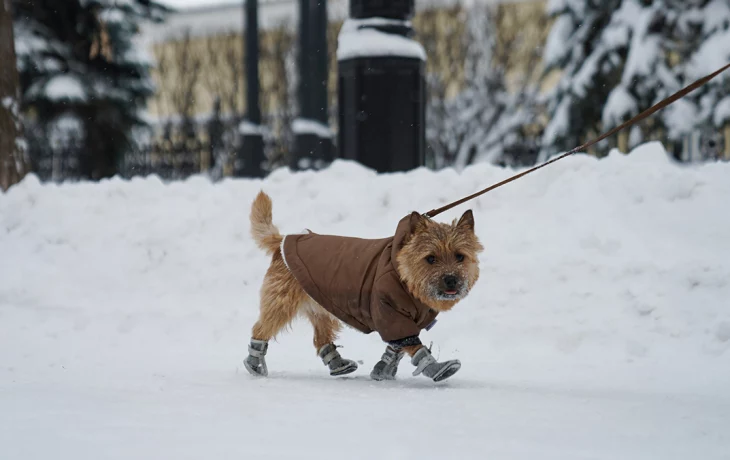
[2, 142, 729, 459]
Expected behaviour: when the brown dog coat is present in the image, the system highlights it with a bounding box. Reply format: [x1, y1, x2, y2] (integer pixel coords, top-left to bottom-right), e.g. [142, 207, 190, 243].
[281, 213, 438, 345]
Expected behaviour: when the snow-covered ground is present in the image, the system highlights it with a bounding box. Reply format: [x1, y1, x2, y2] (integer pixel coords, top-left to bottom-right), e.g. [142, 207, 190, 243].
[2, 142, 730, 459]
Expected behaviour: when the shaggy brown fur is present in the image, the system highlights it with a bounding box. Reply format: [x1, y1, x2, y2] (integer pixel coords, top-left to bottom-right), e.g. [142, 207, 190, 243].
[248, 191, 483, 357]
[396, 210, 484, 314]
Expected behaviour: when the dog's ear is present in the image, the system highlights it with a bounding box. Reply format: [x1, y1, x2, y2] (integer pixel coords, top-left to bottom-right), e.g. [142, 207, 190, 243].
[409, 211, 431, 234]
[456, 209, 475, 232]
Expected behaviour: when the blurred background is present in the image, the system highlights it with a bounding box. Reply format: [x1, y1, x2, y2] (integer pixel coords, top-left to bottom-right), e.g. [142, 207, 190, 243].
[2, 0, 729, 190]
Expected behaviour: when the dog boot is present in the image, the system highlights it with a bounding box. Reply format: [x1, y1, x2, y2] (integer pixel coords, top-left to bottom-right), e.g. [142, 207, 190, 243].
[318, 343, 358, 376]
[370, 346, 405, 381]
[244, 338, 269, 377]
[411, 346, 461, 382]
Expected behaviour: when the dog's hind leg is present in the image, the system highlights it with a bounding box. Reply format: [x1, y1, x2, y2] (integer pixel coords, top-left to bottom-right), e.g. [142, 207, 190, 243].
[244, 253, 304, 377]
[304, 303, 341, 350]
[304, 304, 358, 377]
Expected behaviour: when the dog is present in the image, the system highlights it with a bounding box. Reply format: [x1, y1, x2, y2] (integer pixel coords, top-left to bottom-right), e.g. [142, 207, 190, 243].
[243, 191, 483, 382]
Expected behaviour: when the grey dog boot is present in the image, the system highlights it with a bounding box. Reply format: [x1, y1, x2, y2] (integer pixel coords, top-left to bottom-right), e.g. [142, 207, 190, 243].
[319, 343, 358, 376]
[370, 346, 406, 381]
[411, 346, 461, 382]
[244, 338, 269, 377]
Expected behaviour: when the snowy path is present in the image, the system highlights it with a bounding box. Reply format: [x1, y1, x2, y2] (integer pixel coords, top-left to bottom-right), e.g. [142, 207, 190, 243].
[2, 143, 730, 459]
[3, 366, 729, 460]
[3, 298, 729, 460]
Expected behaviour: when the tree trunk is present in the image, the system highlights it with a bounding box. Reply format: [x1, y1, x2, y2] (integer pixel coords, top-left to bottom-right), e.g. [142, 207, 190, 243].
[724, 122, 730, 161]
[0, 0, 27, 191]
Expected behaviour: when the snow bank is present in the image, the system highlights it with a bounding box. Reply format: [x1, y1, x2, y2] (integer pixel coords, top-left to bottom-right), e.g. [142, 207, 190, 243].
[2, 142, 730, 459]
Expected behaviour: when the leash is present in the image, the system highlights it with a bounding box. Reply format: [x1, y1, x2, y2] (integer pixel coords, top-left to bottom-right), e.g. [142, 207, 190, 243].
[424, 62, 730, 219]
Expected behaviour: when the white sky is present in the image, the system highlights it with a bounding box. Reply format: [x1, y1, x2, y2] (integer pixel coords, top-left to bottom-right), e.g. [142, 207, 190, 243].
[158, 0, 515, 10]
[159, 0, 239, 9]
[157, 0, 529, 9]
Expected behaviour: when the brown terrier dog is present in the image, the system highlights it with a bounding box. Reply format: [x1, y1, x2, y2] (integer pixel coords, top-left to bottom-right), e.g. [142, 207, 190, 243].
[244, 191, 483, 382]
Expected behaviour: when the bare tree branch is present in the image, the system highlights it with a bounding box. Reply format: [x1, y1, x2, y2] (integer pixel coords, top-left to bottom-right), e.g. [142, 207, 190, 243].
[202, 32, 243, 117]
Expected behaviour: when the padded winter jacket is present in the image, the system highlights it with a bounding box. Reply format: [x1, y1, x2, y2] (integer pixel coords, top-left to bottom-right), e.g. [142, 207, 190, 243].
[281, 212, 438, 344]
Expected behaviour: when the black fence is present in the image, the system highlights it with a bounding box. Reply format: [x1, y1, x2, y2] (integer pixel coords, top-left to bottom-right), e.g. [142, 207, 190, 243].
[25, 112, 296, 183]
[120, 139, 209, 180]
[23, 115, 727, 184]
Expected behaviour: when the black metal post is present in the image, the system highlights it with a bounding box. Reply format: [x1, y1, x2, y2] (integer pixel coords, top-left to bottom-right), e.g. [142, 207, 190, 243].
[292, 0, 333, 171]
[298, 0, 312, 122]
[337, 0, 425, 173]
[313, 0, 332, 163]
[236, 0, 265, 177]
[312, 1, 328, 126]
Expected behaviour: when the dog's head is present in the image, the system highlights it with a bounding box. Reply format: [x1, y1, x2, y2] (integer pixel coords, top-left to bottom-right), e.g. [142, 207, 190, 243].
[396, 210, 484, 312]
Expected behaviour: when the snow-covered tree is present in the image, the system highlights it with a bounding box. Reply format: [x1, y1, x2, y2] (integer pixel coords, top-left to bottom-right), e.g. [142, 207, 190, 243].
[675, 0, 730, 139]
[427, 3, 544, 169]
[1, 0, 28, 191]
[600, 1, 682, 148]
[602, 0, 729, 147]
[13, 0, 169, 180]
[540, 0, 626, 158]
[541, 0, 730, 160]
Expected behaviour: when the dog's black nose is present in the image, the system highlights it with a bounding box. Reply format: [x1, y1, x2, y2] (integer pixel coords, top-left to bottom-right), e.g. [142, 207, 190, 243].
[443, 275, 458, 289]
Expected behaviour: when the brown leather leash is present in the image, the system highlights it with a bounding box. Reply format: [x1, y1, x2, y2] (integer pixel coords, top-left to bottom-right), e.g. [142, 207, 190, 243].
[425, 62, 730, 219]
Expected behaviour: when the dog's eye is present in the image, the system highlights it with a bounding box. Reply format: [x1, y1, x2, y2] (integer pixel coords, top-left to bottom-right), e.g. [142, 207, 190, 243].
[455, 253, 465, 262]
[426, 255, 436, 265]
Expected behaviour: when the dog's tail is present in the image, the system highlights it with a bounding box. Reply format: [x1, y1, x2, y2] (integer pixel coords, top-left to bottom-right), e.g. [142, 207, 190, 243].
[250, 191, 283, 256]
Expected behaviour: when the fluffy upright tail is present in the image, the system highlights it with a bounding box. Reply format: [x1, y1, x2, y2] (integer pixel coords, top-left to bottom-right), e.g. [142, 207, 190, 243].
[250, 191, 283, 255]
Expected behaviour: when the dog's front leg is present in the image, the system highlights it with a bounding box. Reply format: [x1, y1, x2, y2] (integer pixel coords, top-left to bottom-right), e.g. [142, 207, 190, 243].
[369, 345, 406, 380]
[371, 336, 462, 383]
[408, 344, 461, 383]
[369, 336, 421, 381]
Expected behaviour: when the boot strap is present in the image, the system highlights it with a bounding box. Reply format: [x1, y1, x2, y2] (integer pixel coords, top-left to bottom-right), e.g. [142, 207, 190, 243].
[319, 344, 342, 365]
[248, 346, 266, 358]
[381, 347, 405, 365]
[321, 350, 340, 365]
[412, 349, 437, 376]
[248, 340, 268, 358]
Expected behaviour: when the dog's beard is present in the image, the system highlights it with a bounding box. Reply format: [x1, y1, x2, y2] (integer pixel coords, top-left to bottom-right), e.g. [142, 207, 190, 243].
[429, 284, 468, 301]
